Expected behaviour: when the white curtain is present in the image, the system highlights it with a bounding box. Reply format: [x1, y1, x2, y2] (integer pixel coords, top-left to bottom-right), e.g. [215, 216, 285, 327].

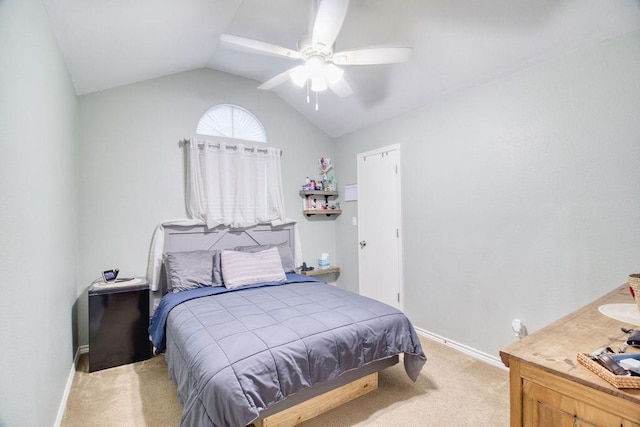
[186, 137, 287, 229]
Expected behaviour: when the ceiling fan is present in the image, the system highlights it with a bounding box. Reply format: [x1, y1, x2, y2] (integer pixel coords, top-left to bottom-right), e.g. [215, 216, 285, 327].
[219, 0, 412, 107]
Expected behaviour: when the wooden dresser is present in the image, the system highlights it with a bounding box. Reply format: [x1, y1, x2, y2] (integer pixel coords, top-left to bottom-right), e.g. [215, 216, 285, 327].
[500, 285, 640, 426]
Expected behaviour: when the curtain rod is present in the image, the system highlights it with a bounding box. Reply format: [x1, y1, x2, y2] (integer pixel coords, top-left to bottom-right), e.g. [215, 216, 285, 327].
[179, 138, 282, 156]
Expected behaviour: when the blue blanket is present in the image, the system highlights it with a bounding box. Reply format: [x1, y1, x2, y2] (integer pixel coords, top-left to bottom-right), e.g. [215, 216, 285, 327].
[148, 272, 321, 352]
[164, 279, 426, 426]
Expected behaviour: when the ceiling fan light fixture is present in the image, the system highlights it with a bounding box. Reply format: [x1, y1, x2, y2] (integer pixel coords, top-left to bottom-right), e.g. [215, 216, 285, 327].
[305, 56, 325, 80]
[310, 76, 328, 92]
[290, 67, 308, 87]
[324, 63, 344, 85]
[299, 55, 330, 92]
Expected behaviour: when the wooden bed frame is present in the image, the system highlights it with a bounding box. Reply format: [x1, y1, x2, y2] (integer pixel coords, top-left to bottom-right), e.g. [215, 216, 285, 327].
[257, 373, 377, 426]
[254, 354, 398, 426]
[156, 222, 399, 426]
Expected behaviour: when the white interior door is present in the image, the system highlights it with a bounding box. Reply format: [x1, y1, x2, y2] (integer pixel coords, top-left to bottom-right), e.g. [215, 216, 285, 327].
[357, 145, 402, 309]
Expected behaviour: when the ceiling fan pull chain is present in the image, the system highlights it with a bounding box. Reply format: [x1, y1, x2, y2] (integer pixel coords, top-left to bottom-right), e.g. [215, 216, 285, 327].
[306, 81, 310, 104]
[315, 91, 319, 111]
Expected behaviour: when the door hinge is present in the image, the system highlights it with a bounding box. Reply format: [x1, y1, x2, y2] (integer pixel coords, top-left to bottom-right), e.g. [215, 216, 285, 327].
[396, 229, 399, 238]
[395, 164, 398, 174]
[397, 293, 400, 302]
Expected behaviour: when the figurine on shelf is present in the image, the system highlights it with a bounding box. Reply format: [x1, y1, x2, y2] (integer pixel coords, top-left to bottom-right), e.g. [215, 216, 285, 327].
[318, 157, 332, 175]
[301, 262, 314, 272]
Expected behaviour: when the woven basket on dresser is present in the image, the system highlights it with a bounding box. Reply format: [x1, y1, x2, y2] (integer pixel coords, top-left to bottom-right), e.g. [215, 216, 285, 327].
[577, 353, 640, 389]
[629, 274, 640, 312]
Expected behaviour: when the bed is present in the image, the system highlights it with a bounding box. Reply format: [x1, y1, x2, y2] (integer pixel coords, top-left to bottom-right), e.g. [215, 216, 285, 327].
[148, 223, 426, 427]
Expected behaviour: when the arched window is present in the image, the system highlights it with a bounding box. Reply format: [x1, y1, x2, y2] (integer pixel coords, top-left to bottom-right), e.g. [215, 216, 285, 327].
[196, 104, 267, 143]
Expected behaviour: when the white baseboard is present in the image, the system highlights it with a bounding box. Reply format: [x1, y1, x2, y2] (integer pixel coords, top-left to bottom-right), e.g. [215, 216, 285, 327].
[54, 345, 89, 427]
[414, 327, 507, 371]
[77, 344, 89, 355]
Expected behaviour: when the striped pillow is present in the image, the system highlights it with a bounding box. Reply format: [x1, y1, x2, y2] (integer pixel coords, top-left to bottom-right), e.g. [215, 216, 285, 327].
[221, 247, 286, 289]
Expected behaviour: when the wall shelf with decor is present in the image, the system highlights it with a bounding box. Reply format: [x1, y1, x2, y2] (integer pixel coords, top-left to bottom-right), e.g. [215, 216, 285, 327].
[299, 190, 341, 217]
[300, 266, 340, 276]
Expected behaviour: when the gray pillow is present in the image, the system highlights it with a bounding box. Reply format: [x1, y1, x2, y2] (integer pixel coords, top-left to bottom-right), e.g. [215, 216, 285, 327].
[163, 250, 223, 293]
[234, 242, 295, 272]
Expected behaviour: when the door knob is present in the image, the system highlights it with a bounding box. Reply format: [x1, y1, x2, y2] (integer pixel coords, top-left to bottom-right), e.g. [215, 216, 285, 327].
[359, 240, 367, 248]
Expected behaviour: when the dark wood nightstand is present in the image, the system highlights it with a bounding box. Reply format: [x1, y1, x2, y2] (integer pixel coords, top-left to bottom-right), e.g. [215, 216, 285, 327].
[88, 279, 151, 372]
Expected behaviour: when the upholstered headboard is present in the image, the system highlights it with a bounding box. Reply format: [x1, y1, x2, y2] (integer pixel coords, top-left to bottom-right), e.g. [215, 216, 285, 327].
[162, 223, 295, 253]
[150, 222, 296, 311]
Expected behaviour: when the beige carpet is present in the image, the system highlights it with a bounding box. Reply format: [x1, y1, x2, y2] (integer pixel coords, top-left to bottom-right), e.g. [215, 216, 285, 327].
[62, 352, 183, 427]
[62, 337, 509, 426]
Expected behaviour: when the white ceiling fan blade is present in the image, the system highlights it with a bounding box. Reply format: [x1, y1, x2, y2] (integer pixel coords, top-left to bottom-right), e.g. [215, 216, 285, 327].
[257, 66, 303, 91]
[312, 0, 350, 50]
[333, 47, 413, 65]
[220, 34, 302, 60]
[328, 76, 353, 98]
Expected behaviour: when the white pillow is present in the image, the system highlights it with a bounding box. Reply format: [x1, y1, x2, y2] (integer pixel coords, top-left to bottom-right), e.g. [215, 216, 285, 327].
[234, 242, 296, 272]
[221, 247, 286, 289]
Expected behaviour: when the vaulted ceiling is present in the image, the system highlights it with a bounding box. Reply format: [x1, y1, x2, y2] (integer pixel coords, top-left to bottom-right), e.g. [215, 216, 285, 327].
[43, 0, 640, 137]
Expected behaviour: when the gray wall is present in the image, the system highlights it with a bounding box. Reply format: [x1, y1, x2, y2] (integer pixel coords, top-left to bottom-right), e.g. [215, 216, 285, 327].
[76, 69, 335, 346]
[334, 30, 640, 358]
[3, 2, 640, 423]
[0, 0, 79, 425]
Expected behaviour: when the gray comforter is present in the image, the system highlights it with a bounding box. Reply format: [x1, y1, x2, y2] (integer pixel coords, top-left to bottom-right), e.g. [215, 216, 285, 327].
[164, 280, 426, 427]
